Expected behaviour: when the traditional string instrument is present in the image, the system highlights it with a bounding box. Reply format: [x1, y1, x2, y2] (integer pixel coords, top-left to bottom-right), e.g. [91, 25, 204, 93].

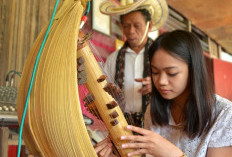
[17, 0, 138, 156]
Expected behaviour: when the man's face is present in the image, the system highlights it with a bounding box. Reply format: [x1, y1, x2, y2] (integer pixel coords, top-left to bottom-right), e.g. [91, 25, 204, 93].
[121, 11, 147, 48]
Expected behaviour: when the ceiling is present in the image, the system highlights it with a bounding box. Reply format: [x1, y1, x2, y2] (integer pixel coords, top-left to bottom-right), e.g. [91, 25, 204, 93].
[166, 0, 232, 54]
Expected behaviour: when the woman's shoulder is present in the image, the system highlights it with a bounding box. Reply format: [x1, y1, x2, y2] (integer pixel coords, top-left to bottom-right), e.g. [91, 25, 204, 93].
[212, 95, 232, 127]
[208, 95, 232, 148]
[214, 95, 232, 114]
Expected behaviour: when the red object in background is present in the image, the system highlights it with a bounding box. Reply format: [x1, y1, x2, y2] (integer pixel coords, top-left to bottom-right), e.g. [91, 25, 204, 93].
[8, 145, 24, 157]
[213, 58, 232, 101]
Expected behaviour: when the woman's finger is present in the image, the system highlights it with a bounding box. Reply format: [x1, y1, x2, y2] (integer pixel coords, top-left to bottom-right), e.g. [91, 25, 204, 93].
[122, 142, 148, 149]
[94, 138, 109, 153]
[98, 143, 112, 157]
[121, 134, 146, 143]
[127, 148, 148, 157]
[104, 145, 113, 157]
[124, 125, 150, 135]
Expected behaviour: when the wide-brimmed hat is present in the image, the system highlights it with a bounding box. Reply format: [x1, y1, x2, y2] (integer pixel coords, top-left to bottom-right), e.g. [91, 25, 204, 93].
[99, 0, 169, 31]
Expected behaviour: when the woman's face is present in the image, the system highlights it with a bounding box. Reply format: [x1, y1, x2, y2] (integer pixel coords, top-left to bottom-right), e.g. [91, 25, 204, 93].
[151, 48, 189, 100]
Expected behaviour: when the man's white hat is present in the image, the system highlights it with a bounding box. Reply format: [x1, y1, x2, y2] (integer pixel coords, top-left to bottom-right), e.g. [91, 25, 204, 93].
[99, 0, 169, 31]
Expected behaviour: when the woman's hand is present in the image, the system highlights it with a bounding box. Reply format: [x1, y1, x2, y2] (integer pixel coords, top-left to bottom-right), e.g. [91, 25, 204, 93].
[121, 125, 184, 157]
[94, 138, 116, 157]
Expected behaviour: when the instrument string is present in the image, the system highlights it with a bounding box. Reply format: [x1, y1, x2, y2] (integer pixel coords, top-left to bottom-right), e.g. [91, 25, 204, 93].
[89, 39, 136, 126]
[88, 40, 136, 127]
[78, 81, 121, 156]
[77, 35, 136, 156]
[76, 45, 109, 139]
[89, 42, 136, 128]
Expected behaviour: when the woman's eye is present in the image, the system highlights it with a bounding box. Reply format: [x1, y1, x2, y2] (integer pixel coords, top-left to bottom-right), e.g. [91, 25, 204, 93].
[168, 73, 178, 77]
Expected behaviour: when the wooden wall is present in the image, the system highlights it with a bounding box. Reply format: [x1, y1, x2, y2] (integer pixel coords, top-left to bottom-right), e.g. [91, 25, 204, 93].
[0, 0, 62, 86]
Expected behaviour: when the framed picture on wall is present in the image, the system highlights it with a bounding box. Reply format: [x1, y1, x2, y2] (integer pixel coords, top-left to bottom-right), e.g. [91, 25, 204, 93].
[92, 0, 111, 36]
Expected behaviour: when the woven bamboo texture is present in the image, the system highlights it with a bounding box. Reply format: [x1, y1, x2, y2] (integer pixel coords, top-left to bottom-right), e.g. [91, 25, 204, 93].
[17, 0, 97, 156]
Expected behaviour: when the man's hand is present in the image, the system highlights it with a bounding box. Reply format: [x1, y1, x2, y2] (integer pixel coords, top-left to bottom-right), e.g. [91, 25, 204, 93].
[135, 76, 152, 95]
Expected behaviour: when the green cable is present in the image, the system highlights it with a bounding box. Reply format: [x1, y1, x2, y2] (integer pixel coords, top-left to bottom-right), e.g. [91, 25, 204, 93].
[6, 70, 21, 80]
[87, 1, 90, 14]
[84, 1, 90, 15]
[17, 0, 60, 156]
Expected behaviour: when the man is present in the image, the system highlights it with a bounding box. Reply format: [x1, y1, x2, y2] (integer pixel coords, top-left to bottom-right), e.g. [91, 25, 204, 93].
[100, 0, 168, 127]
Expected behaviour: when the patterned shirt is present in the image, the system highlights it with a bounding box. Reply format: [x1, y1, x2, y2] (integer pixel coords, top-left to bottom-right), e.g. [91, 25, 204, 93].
[145, 95, 232, 157]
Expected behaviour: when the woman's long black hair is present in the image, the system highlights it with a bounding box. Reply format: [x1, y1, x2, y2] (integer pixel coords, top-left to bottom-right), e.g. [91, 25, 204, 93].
[149, 30, 215, 138]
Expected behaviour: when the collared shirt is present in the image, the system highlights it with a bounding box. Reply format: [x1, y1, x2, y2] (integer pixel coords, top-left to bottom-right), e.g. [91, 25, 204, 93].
[144, 95, 232, 157]
[104, 47, 145, 113]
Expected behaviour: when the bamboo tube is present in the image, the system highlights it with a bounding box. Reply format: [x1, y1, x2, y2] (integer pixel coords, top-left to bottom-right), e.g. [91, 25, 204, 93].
[77, 38, 140, 157]
[17, 0, 97, 156]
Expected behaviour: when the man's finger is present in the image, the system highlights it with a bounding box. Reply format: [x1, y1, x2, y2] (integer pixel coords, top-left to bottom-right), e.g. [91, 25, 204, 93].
[135, 78, 144, 82]
[138, 86, 152, 95]
[141, 89, 151, 95]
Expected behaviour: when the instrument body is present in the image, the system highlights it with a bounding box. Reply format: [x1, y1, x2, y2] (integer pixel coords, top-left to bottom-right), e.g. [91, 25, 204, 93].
[17, 0, 140, 156]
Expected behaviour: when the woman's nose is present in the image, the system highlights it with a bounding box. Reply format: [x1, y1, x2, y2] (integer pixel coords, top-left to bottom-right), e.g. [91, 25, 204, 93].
[158, 73, 168, 85]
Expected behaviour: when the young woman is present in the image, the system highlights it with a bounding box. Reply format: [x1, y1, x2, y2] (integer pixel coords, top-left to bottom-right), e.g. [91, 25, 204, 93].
[95, 30, 232, 157]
